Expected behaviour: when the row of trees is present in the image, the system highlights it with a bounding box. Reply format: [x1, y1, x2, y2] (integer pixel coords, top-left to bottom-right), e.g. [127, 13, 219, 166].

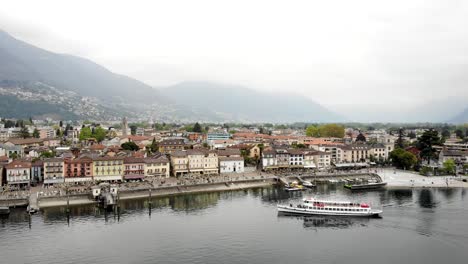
[78, 126, 107, 142]
[389, 129, 461, 175]
[305, 124, 345, 138]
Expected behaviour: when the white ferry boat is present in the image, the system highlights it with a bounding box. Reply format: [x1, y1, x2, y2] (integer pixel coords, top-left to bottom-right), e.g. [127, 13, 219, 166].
[278, 198, 382, 217]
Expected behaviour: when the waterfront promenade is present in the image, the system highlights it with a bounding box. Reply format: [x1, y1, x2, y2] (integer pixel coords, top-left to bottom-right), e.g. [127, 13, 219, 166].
[2, 169, 468, 208]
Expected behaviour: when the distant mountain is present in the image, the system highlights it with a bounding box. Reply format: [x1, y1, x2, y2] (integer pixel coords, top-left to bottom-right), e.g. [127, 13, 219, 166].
[450, 107, 468, 123]
[162, 81, 343, 123]
[0, 29, 179, 120]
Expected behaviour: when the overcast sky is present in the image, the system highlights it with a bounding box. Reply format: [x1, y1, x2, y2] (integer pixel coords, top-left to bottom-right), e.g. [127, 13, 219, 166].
[1, 0, 468, 121]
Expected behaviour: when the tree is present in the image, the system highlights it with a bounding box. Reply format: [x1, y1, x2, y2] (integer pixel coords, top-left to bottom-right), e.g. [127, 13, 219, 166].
[397, 128, 404, 148]
[93, 126, 107, 142]
[306, 125, 320, 137]
[15, 119, 24, 128]
[356, 132, 366, 142]
[40, 150, 56, 158]
[130, 125, 137, 135]
[408, 131, 416, 139]
[32, 128, 40, 138]
[4, 119, 15, 128]
[322, 124, 345, 138]
[20, 126, 30, 138]
[29, 117, 34, 125]
[121, 141, 140, 151]
[455, 129, 464, 139]
[79, 127, 92, 141]
[10, 152, 18, 160]
[443, 159, 456, 175]
[59, 120, 63, 127]
[441, 129, 450, 139]
[56, 128, 62, 138]
[193, 122, 202, 133]
[292, 143, 306, 149]
[389, 148, 418, 170]
[416, 129, 441, 164]
[148, 138, 158, 153]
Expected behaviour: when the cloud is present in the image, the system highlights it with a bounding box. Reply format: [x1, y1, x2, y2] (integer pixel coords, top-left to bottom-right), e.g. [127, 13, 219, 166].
[1, 0, 468, 122]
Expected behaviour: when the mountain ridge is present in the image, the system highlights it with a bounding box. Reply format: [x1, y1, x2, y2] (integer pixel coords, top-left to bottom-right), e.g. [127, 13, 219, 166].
[162, 81, 344, 123]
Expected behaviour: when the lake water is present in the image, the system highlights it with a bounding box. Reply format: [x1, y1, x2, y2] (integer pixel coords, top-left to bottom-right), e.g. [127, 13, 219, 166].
[1, 185, 468, 264]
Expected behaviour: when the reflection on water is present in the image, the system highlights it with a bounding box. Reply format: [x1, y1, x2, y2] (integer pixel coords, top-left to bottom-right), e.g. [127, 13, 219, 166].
[418, 189, 437, 208]
[1, 186, 468, 264]
[278, 214, 372, 229]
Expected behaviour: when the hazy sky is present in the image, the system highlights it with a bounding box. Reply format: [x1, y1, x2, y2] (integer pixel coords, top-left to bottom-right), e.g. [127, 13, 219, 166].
[1, 0, 468, 121]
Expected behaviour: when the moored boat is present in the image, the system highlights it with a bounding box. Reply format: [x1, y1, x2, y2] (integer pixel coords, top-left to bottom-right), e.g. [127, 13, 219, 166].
[302, 181, 316, 188]
[344, 182, 387, 190]
[278, 198, 382, 217]
[0, 206, 10, 215]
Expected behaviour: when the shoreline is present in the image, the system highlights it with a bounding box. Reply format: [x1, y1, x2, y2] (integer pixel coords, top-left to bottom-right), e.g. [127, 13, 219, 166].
[3, 170, 468, 209]
[37, 179, 275, 208]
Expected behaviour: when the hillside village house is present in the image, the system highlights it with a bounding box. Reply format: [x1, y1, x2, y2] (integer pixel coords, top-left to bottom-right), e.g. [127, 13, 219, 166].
[6, 138, 44, 148]
[439, 150, 468, 164]
[159, 138, 187, 154]
[0, 165, 3, 186]
[5, 160, 32, 188]
[0, 143, 23, 158]
[43, 158, 65, 184]
[38, 127, 56, 139]
[93, 156, 124, 182]
[144, 155, 170, 178]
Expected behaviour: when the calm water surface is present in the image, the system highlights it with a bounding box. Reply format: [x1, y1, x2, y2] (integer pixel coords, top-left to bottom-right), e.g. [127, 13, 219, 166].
[1, 185, 467, 264]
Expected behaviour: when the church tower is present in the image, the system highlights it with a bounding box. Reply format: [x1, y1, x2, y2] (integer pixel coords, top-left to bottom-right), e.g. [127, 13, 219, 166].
[122, 117, 129, 137]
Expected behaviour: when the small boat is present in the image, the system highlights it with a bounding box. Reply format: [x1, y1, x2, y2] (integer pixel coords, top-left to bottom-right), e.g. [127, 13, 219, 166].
[27, 205, 38, 214]
[278, 198, 382, 217]
[284, 183, 306, 192]
[344, 182, 387, 190]
[302, 181, 316, 188]
[0, 206, 10, 215]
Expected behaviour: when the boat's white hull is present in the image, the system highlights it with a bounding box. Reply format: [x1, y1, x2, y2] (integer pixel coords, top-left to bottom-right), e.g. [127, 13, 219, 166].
[277, 205, 382, 217]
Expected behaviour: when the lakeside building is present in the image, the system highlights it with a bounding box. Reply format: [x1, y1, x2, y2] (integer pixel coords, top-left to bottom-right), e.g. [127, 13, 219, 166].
[64, 156, 94, 183]
[93, 156, 124, 182]
[187, 149, 205, 174]
[261, 147, 333, 171]
[123, 157, 145, 181]
[4, 160, 31, 188]
[170, 151, 189, 176]
[144, 155, 170, 178]
[43, 158, 65, 185]
[31, 160, 44, 184]
[219, 157, 244, 173]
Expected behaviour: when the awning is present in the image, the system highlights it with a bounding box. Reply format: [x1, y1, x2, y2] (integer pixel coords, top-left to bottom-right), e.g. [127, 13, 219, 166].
[124, 175, 145, 180]
[65, 177, 93, 182]
[44, 178, 65, 184]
